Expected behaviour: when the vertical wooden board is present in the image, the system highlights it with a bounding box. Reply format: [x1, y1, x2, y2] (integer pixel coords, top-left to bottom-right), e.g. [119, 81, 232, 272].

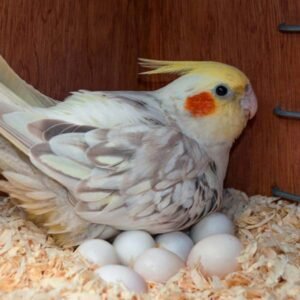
[0, 0, 138, 99]
[273, 0, 300, 195]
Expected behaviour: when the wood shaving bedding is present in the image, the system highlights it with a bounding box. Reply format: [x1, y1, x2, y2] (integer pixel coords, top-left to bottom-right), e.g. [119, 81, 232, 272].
[0, 189, 298, 299]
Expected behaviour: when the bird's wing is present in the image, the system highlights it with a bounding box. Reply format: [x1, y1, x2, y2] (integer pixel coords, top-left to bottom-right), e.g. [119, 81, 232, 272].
[0, 136, 118, 246]
[29, 120, 221, 232]
[0, 90, 167, 154]
[42, 90, 167, 128]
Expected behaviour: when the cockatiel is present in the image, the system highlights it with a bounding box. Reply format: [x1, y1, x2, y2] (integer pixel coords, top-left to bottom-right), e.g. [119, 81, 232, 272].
[0, 57, 257, 246]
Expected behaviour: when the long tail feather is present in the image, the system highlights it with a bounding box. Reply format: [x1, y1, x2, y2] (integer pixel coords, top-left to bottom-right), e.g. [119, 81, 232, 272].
[0, 56, 57, 107]
[0, 56, 58, 154]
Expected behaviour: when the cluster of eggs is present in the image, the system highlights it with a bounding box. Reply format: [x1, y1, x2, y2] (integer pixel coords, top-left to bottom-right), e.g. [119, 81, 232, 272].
[77, 213, 242, 293]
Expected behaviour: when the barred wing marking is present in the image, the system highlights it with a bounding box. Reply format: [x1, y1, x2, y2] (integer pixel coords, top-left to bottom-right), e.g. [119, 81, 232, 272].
[30, 120, 221, 232]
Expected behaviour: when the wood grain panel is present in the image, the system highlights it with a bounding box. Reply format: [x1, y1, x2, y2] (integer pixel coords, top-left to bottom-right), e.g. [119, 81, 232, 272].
[0, 0, 138, 98]
[0, 0, 298, 196]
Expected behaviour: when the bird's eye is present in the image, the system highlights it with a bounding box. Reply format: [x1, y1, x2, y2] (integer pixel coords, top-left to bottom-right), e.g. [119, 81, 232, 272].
[215, 85, 228, 97]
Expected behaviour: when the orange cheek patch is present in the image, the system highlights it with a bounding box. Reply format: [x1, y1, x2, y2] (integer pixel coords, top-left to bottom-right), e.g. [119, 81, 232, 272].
[184, 92, 216, 117]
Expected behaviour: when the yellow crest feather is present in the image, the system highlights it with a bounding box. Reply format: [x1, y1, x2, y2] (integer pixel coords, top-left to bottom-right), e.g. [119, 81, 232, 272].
[139, 58, 206, 75]
[138, 58, 249, 85]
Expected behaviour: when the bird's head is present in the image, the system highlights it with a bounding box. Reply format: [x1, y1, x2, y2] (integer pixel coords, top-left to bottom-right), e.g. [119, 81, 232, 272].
[140, 59, 257, 147]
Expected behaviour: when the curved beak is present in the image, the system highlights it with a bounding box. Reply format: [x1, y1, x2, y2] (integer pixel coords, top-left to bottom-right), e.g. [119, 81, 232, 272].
[240, 84, 258, 119]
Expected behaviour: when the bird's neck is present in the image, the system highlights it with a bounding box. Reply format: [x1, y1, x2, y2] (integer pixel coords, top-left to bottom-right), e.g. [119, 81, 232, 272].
[202, 142, 231, 184]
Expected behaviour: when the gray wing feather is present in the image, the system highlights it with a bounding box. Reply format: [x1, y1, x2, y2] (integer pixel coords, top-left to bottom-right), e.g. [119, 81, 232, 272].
[29, 120, 221, 233]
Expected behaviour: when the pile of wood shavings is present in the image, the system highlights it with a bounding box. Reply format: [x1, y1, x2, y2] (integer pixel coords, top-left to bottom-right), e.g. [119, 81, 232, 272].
[0, 190, 299, 300]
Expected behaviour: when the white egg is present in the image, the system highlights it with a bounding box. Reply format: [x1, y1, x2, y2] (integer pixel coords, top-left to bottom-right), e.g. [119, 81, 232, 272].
[113, 230, 155, 266]
[134, 248, 185, 283]
[77, 239, 119, 266]
[190, 212, 235, 243]
[95, 265, 147, 293]
[187, 234, 242, 278]
[156, 231, 194, 261]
